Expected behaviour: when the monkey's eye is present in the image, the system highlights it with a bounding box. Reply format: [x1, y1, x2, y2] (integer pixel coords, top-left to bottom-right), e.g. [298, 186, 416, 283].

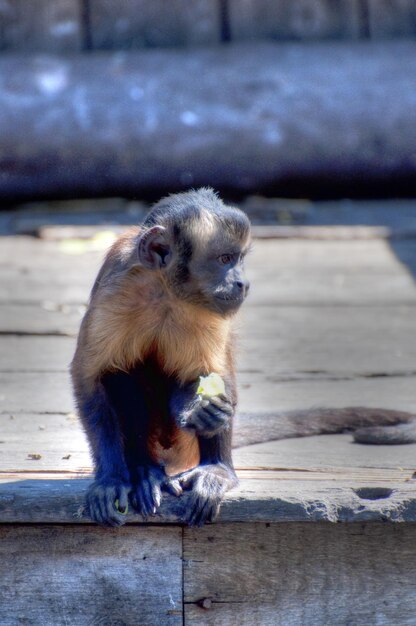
[218, 253, 233, 265]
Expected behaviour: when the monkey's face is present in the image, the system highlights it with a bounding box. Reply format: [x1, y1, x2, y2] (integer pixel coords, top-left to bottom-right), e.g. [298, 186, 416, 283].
[138, 209, 251, 317]
[183, 242, 250, 315]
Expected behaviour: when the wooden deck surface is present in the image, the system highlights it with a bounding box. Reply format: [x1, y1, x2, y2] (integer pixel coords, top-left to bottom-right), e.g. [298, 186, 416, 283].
[2, 204, 416, 626]
[1, 209, 416, 524]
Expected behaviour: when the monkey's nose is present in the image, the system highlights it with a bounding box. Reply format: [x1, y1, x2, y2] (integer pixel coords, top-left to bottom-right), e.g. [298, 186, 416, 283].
[236, 280, 250, 296]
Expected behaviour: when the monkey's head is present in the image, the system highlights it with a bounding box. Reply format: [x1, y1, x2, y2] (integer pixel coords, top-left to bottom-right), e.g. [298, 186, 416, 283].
[137, 188, 251, 316]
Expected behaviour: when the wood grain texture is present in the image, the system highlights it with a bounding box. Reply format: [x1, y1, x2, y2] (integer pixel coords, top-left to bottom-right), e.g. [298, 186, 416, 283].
[1, 237, 415, 305]
[184, 523, 416, 626]
[2, 302, 416, 377]
[228, 0, 361, 41]
[0, 336, 76, 373]
[236, 373, 416, 415]
[3, 408, 416, 474]
[239, 304, 416, 377]
[0, 0, 81, 52]
[1, 369, 416, 416]
[0, 306, 82, 337]
[1, 472, 416, 524]
[0, 371, 73, 414]
[89, 0, 220, 48]
[0, 525, 182, 626]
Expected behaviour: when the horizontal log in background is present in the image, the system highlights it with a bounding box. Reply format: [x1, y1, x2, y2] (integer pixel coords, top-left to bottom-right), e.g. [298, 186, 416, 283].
[0, 42, 415, 199]
[1, 1, 416, 53]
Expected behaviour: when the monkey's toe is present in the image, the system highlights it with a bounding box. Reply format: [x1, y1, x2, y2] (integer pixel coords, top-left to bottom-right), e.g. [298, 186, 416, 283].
[130, 465, 164, 518]
[163, 476, 183, 497]
[187, 492, 221, 527]
[174, 464, 237, 526]
[86, 480, 130, 527]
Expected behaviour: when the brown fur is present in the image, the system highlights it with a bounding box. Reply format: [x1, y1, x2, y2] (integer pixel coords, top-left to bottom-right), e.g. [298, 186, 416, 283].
[72, 227, 236, 475]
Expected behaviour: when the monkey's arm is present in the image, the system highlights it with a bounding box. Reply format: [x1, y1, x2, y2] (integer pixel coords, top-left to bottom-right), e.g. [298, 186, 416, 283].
[101, 368, 166, 519]
[170, 375, 236, 438]
[168, 375, 238, 526]
[74, 381, 131, 527]
[232, 407, 416, 448]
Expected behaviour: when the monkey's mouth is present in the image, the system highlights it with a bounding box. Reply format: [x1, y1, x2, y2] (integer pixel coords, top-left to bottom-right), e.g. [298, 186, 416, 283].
[214, 294, 245, 306]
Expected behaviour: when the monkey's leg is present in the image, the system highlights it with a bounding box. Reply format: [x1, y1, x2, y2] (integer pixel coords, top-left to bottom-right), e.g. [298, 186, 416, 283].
[102, 368, 166, 519]
[78, 383, 131, 527]
[167, 427, 238, 526]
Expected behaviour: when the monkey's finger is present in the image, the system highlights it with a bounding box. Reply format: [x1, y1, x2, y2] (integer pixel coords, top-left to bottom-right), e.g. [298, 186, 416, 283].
[140, 480, 154, 517]
[201, 404, 230, 426]
[210, 395, 233, 414]
[192, 410, 229, 437]
[103, 491, 128, 526]
[188, 496, 217, 527]
[150, 481, 162, 510]
[177, 468, 199, 490]
[89, 488, 126, 527]
[115, 486, 129, 514]
[193, 407, 228, 431]
[131, 489, 149, 519]
[164, 477, 183, 496]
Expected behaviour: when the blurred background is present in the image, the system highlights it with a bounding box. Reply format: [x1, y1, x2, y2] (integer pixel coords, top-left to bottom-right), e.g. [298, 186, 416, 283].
[0, 0, 416, 205]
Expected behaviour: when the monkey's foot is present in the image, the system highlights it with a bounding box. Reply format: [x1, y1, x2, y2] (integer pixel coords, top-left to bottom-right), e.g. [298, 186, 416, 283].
[166, 464, 238, 527]
[181, 395, 234, 438]
[130, 465, 165, 519]
[86, 478, 130, 528]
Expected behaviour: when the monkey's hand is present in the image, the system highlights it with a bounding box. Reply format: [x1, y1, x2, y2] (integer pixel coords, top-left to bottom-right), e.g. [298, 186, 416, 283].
[86, 477, 130, 528]
[130, 465, 165, 519]
[172, 384, 234, 438]
[165, 464, 238, 527]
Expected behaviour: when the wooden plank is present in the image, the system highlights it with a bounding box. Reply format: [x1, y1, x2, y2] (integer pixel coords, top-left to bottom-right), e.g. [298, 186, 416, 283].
[0, 0, 81, 52]
[0, 336, 75, 371]
[239, 304, 416, 377]
[234, 434, 416, 471]
[1, 236, 414, 278]
[1, 43, 416, 198]
[89, 0, 220, 49]
[0, 525, 182, 626]
[5, 267, 415, 306]
[0, 412, 90, 473]
[237, 373, 416, 415]
[1, 369, 416, 416]
[0, 306, 82, 336]
[368, 0, 416, 38]
[251, 224, 416, 240]
[1, 303, 416, 377]
[1, 238, 415, 305]
[1, 473, 416, 524]
[3, 408, 416, 473]
[228, 0, 361, 41]
[184, 523, 416, 626]
[0, 372, 73, 413]
[241, 198, 416, 230]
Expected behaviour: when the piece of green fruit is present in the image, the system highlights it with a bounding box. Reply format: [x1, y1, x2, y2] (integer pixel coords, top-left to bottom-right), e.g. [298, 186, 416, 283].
[197, 373, 225, 397]
[114, 499, 128, 515]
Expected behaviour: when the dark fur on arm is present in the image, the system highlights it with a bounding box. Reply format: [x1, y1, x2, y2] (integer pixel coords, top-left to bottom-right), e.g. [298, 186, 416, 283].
[75, 382, 131, 527]
[168, 373, 238, 526]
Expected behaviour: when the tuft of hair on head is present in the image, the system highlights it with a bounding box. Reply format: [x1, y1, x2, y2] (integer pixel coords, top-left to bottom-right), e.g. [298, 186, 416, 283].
[143, 188, 250, 245]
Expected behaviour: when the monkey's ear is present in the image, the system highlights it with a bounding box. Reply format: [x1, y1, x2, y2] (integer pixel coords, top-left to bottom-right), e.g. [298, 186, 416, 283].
[138, 225, 172, 269]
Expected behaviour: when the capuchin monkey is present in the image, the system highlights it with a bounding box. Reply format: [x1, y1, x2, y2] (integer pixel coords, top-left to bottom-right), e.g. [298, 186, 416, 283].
[71, 188, 251, 527]
[71, 187, 416, 528]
